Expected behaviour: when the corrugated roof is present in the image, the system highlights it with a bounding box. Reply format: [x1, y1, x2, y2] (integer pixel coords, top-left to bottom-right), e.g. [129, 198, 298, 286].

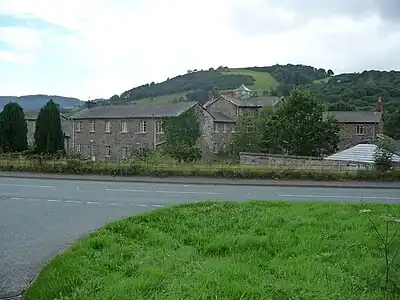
[70, 102, 197, 119]
[324, 111, 382, 123]
[210, 111, 235, 122]
[324, 143, 400, 164]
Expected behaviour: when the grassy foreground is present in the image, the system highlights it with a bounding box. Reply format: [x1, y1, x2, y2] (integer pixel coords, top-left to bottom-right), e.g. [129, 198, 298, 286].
[24, 201, 400, 300]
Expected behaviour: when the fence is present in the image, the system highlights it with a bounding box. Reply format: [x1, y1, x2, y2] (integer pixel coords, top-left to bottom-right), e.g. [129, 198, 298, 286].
[0, 153, 376, 172]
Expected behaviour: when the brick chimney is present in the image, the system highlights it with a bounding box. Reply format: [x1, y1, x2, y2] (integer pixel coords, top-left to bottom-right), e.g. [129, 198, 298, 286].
[377, 96, 383, 112]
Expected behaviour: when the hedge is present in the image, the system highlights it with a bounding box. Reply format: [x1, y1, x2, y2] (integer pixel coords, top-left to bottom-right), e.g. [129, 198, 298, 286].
[0, 158, 400, 181]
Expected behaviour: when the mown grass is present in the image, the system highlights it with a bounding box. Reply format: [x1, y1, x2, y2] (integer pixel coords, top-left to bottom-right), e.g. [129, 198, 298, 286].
[24, 201, 400, 300]
[220, 68, 279, 91]
[313, 77, 331, 84]
[134, 92, 189, 104]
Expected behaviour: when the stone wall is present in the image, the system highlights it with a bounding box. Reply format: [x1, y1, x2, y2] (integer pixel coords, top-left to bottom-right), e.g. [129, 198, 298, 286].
[239, 152, 372, 169]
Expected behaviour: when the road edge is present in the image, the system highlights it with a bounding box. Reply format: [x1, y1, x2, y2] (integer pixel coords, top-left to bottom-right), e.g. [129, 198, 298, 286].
[0, 171, 400, 189]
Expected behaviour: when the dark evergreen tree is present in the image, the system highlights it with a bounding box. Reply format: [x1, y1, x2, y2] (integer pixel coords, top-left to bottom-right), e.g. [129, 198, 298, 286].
[34, 99, 65, 154]
[0, 102, 28, 152]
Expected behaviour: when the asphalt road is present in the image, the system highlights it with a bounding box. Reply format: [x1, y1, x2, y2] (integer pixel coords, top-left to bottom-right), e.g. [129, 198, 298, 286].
[1, 177, 400, 298]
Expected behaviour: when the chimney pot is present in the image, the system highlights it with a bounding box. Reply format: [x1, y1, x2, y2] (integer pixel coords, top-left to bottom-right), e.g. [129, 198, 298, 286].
[377, 96, 383, 112]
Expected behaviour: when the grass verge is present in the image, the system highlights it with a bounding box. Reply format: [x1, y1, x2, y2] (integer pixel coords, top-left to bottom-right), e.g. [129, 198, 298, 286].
[24, 201, 400, 300]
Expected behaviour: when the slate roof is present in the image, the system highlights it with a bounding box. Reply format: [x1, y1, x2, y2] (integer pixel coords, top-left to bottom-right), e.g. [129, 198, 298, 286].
[24, 111, 69, 120]
[204, 94, 281, 108]
[323, 111, 382, 123]
[70, 102, 198, 119]
[210, 111, 235, 123]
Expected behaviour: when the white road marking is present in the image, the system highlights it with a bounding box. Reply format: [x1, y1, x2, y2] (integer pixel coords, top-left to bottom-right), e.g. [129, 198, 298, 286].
[27, 198, 42, 202]
[137, 204, 148, 207]
[0, 183, 55, 188]
[10, 197, 23, 200]
[47, 199, 62, 203]
[105, 188, 222, 195]
[108, 202, 123, 206]
[64, 200, 82, 204]
[86, 201, 101, 205]
[152, 204, 165, 207]
[278, 194, 400, 200]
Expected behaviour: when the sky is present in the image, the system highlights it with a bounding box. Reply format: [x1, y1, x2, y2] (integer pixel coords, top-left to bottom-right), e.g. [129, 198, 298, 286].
[1, 0, 400, 100]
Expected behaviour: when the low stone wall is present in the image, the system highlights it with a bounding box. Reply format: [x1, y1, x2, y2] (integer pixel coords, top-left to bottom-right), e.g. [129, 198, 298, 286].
[239, 152, 371, 169]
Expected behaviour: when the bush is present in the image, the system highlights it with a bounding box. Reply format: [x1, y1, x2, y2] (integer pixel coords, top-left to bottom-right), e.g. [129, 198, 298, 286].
[0, 155, 400, 181]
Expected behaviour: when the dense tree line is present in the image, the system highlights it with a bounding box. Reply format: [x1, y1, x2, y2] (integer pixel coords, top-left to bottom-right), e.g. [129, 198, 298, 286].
[0, 100, 65, 154]
[229, 88, 340, 157]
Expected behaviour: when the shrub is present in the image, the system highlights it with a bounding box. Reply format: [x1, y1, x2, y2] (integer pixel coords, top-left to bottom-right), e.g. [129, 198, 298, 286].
[0, 155, 400, 181]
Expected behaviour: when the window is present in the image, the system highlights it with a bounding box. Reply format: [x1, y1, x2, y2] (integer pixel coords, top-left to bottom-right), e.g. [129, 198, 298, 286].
[76, 144, 82, 153]
[231, 124, 236, 133]
[212, 143, 218, 153]
[139, 120, 147, 133]
[90, 144, 96, 157]
[213, 123, 219, 132]
[105, 145, 111, 157]
[356, 125, 364, 135]
[156, 120, 164, 134]
[121, 120, 128, 133]
[90, 120, 96, 132]
[76, 121, 82, 132]
[121, 146, 128, 159]
[105, 120, 111, 132]
[223, 123, 227, 133]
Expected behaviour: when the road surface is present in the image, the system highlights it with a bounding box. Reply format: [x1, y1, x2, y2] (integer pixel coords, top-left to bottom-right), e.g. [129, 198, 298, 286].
[1, 177, 400, 298]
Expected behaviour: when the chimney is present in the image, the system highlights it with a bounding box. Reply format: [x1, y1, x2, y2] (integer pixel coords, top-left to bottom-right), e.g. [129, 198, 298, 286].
[86, 100, 96, 109]
[208, 90, 214, 102]
[377, 96, 383, 112]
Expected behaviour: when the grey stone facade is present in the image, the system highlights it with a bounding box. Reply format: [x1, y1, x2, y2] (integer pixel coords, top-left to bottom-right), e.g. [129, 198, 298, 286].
[25, 112, 73, 151]
[70, 102, 215, 161]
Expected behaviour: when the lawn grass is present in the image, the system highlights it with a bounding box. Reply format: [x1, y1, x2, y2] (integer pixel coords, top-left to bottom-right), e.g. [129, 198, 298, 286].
[24, 201, 400, 300]
[313, 77, 331, 84]
[134, 92, 189, 104]
[220, 68, 279, 91]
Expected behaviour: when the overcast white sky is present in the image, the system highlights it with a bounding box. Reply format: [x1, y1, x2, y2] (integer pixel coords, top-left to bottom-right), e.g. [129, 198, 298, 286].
[1, 0, 400, 99]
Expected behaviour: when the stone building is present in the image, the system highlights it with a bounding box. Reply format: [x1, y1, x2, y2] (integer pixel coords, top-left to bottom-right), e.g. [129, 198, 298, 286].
[24, 111, 73, 151]
[203, 84, 282, 152]
[69, 101, 214, 161]
[323, 98, 384, 150]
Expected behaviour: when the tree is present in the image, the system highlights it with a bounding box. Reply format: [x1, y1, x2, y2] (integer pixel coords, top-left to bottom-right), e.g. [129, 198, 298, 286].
[384, 109, 400, 140]
[0, 102, 28, 152]
[229, 111, 262, 157]
[373, 139, 394, 172]
[164, 108, 201, 162]
[327, 69, 334, 76]
[265, 88, 340, 156]
[34, 99, 65, 154]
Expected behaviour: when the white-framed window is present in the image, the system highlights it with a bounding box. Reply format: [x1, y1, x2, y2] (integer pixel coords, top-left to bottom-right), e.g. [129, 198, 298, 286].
[105, 120, 111, 133]
[76, 121, 82, 132]
[121, 146, 128, 159]
[156, 120, 164, 134]
[213, 123, 219, 132]
[356, 125, 364, 135]
[90, 120, 96, 132]
[76, 144, 82, 153]
[121, 120, 128, 133]
[212, 143, 218, 153]
[139, 120, 147, 133]
[223, 123, 227, 133]
[105, 145, 111, 157]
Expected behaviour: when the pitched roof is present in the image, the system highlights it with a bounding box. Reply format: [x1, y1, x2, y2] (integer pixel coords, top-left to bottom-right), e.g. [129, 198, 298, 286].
[70, 101, 198, 119]
[210, 111, 235, 122]
[24, 111, 69, 120]
[323, 111, 382, 123]
[204, 94, 281, 109]
[236, 84, 251, 92]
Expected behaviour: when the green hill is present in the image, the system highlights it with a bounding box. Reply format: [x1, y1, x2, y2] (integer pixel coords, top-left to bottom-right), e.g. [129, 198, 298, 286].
[103, 64, 400, 113]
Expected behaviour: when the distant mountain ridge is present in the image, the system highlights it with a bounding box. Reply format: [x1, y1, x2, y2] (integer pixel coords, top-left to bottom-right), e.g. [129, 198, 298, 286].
[0, 95, 84, 111]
